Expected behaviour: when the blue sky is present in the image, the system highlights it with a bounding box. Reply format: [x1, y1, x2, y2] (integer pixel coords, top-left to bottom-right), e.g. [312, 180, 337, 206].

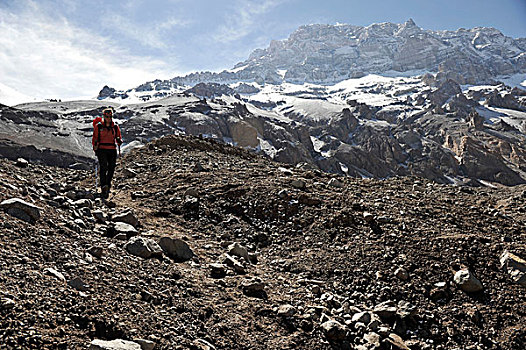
[1, 0, 525, 99]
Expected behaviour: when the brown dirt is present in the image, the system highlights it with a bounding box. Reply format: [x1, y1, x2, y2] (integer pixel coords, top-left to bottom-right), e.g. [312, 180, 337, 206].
[0, 134, 525, 349]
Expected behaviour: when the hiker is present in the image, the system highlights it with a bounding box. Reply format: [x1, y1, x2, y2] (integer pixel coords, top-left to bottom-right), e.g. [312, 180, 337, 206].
[92, 107, 122, 199]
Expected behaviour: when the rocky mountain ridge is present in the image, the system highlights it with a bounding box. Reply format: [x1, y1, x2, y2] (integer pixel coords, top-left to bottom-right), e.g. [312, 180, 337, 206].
[99, 20, 526, 99]
[6, 73, 526, 187]
[0, 134, 525, 349]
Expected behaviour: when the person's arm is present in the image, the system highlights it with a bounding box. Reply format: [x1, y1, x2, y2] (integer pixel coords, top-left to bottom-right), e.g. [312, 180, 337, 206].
[92, 124, 98, 150]
[116, 125, 123, 145]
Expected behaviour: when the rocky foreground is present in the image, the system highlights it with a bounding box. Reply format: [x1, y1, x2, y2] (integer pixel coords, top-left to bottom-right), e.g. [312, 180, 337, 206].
[0, 135, 525, 350]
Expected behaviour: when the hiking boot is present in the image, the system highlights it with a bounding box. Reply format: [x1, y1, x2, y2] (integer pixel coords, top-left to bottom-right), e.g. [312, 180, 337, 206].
[101, 185, 109, 199]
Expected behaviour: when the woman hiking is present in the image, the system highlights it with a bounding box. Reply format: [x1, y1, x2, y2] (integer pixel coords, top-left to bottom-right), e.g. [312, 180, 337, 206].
[92, 107, 122, 199]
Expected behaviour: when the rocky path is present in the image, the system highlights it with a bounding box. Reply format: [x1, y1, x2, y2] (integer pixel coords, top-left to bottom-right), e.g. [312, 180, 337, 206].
[0, 135, 525, 349]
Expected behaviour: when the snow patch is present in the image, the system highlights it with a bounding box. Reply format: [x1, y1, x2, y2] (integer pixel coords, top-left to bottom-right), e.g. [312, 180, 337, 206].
[228, 64, 249, 73]
[257, 137, 278, 159]
[0, 82, 39, 106]
[277, 70, 287, 78]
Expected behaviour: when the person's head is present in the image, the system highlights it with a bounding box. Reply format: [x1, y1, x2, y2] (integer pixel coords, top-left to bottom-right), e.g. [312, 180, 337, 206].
[102, 108, 113, 124]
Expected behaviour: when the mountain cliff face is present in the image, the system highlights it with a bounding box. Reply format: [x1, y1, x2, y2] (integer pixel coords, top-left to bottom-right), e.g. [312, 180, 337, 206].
[109, 19, 525, 96]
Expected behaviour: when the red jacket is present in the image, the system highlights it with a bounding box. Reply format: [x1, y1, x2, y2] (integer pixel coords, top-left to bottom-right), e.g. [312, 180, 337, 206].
[92, 118, 122, 150]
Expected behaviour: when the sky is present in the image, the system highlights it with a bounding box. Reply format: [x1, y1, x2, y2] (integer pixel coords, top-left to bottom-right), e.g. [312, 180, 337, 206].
[1, 0, 525, 100]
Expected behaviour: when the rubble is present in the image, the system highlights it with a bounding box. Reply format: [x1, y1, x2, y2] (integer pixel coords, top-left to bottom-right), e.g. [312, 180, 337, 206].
[0, 134, 525, 349]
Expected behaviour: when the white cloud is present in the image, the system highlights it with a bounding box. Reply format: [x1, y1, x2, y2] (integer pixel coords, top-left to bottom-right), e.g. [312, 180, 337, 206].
[213, 0, 288, 43]
[0, 1, 178, 100]
[105, 13, 190, 50]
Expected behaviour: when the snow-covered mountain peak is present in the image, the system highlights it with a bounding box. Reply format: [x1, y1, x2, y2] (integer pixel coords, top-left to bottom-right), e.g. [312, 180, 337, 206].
[95, 21, 525, 105]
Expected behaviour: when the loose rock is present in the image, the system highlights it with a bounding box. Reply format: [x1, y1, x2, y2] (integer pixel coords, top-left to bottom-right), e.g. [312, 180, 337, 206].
[1, 198, 42, 223]
[114, 222, 138, 238]
[158, 237, 194, 262]
[68, 277, 90, 292]
[454, 269, 483, 293]
[89, 339, 142, 350]
[228, 242, 250, 263]
[113, 211, 140, 228]
[44, 268, 66, 282]
[321, 320, 347, 341]
[125, 236, 163, 259]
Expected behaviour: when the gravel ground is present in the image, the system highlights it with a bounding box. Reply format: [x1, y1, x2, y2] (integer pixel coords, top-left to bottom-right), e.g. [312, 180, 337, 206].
[0, 134, 525, 349]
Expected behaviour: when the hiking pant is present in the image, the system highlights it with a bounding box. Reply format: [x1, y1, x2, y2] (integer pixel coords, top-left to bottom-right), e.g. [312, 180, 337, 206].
[96, 149, 117, 190]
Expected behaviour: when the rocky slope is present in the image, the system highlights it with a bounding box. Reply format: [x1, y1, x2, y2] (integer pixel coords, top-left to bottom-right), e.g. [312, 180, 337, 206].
[0, 134, 525, 349]
[6, 74, 526, 186]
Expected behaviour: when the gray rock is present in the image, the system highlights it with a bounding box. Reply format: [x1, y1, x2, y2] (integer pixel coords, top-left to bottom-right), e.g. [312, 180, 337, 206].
[277, 304, 296, 317]
[52, 196, 67, 204]
[16, 158, 29, 168]
[193, 338, 216, 350]
[222, 254, 246, 274]
[364, 332, 381, 348]
[277, 189, 289, 199]
[133, 339, 156, 350]
[397, 300, 417, 318]
[321, 320, 347, 341]
[125, 236, 163, 259]
[90, 339, 141, 350]
[1, 297, 15, 310]
[74, 218, 86, 229]
[184, 188, 199, 198]
[374, 301, 397, 319]
[500, 250, 526, 271]
[123, 168, 138, 178]
[228, 242, 250, 263]
[500, 250, 526, 286]
[352, 311, 372, 324]
[92, 210, 106, 223]
[242, 278, 266, 298]
[158, 237, 194, 262]
[114, 222, 138, 238]
[386, 333, 410, 350]
[70, 162, 91, 171]
[65, 190, 77, 200]
[454, 269, 483, 292]
[509, 270, 526, 287]
[210, 263, 227, 278]
[1, 198, 41, 223]
[89, 246, 104, 259]
[44, 268, 66, 282]
[68, 277, 90, 291]
[363, 212, 375, 224]
[72, 199, 93, 209]
[113, 211, 140, 228]
[291, 179, 306, 189]
[328, 178, 344, 188]
[394, 267, 409, 281]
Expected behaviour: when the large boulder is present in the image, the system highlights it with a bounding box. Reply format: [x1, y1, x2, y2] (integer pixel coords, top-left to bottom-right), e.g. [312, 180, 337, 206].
[0, 198, 42, 223]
